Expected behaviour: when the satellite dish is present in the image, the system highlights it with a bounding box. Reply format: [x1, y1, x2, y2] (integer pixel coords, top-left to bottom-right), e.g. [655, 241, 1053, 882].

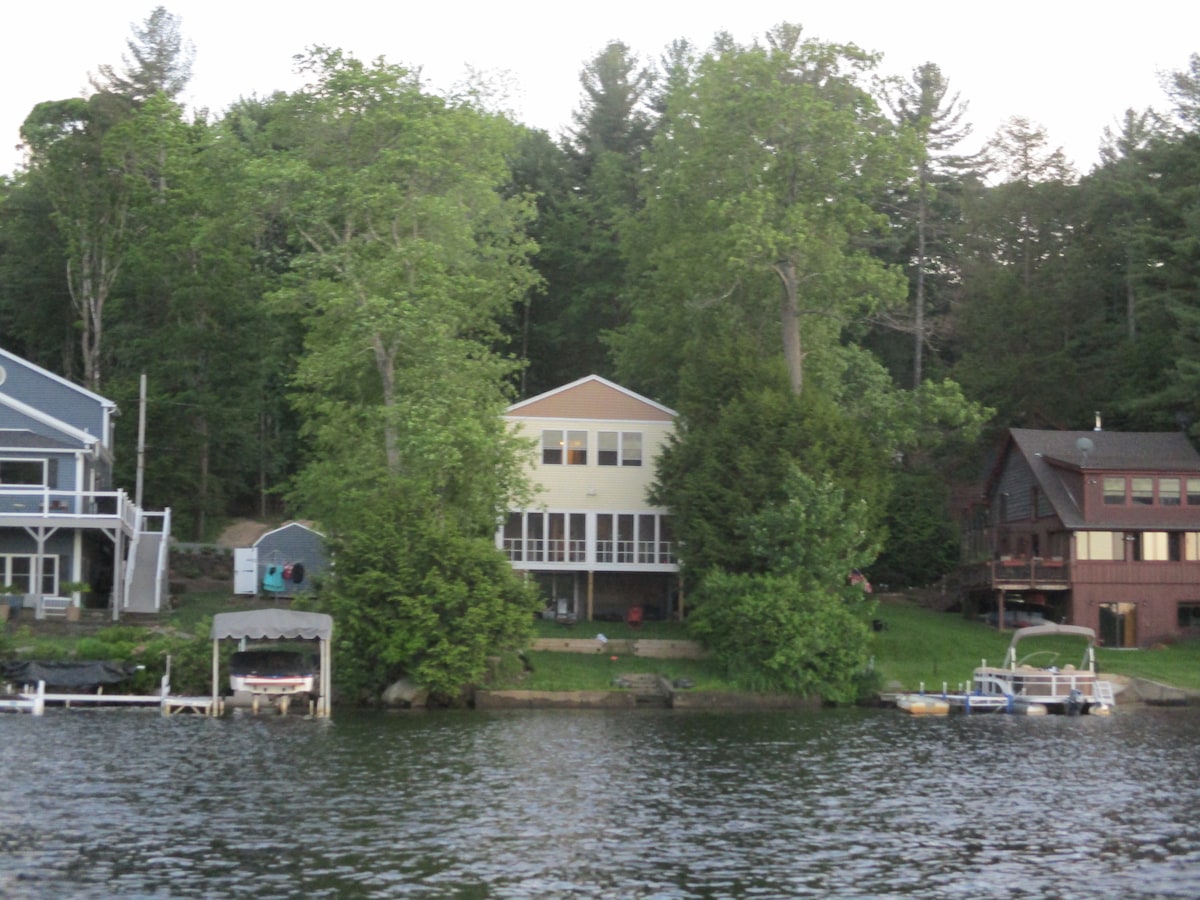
[1076, 436, 1094, 463]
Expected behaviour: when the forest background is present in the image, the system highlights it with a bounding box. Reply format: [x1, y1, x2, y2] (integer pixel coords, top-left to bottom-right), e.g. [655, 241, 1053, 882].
[1, 9, 1198, 697]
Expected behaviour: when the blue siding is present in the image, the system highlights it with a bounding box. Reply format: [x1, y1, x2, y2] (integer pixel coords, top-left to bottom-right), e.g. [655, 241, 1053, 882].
[254, 524, 328, 593]
[0, 350, 111, 441]
[0, 408, 89, 450]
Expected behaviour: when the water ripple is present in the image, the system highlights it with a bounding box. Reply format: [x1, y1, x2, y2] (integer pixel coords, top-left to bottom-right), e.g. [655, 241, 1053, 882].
[2, 706, 1199, 897]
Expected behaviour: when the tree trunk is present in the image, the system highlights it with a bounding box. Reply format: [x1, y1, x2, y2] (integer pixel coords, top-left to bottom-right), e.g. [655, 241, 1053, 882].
[775, 257, 804, 395]
[372, 335, 401, 473]
[914, 166, 928, 389]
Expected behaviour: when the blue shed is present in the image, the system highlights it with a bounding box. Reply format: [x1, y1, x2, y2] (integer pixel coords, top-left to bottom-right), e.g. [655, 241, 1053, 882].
[233, 522, 327, 596]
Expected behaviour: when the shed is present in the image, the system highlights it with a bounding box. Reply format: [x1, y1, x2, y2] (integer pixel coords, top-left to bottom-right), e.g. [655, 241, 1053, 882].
[233, 522, 327, 596]
[210, 609, 332, 717]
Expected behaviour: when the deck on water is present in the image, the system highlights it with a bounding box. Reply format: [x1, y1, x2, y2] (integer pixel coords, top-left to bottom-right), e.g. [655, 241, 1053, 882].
[0, 679, 222, 716]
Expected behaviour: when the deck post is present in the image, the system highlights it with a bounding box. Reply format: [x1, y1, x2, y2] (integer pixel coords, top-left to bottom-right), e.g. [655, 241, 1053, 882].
[211, 638, 220, 716]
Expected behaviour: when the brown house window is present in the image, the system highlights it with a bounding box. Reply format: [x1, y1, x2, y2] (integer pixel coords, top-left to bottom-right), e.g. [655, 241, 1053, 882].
[1131, 477, 1154, 505]
[1188, 479, 1200, 506]
[1178, 602, 1200, 629]
[1103, 477, 1125, 505]
[1160, 478, 1181, 506]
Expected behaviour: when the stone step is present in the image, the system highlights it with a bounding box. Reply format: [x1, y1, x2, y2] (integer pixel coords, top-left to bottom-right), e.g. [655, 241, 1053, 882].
[614, 672, 670, 705]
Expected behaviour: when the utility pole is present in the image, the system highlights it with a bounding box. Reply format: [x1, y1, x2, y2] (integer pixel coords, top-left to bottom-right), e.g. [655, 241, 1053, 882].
[136, 373, 147, 507]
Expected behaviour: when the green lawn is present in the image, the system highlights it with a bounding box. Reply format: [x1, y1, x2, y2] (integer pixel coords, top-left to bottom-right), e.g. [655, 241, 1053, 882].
[869, 596, 1200, 693]
[7, 591, 1200, 698]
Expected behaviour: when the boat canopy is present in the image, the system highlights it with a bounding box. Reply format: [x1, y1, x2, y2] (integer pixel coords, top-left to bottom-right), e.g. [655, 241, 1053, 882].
[1008, 624, 1097, 647]
[211, 609, 332, 642]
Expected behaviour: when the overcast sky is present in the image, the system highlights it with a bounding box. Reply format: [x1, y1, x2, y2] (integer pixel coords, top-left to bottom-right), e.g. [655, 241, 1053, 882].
[2, 1, 1197, 177]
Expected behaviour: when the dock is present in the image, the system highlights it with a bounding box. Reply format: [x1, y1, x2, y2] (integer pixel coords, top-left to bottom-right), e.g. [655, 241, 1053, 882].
[1, 677, 223, 716]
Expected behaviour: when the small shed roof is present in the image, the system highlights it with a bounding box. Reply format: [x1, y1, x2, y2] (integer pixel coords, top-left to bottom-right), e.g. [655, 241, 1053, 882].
[211, 609, 332, 641]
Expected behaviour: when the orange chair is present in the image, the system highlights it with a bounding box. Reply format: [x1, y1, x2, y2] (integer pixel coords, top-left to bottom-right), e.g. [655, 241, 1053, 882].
[625, 605, 644, 628]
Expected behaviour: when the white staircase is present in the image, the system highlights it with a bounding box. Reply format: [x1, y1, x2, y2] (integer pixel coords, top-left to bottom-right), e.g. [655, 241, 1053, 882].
[124, 530, 167, 613]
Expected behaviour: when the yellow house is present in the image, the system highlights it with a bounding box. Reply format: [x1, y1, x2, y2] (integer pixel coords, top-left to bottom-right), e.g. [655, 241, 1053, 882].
[498, 375, 679, 622]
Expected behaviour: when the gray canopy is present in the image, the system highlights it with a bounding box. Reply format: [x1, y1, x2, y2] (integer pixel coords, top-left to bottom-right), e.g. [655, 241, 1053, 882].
[211, 609, 332, 641]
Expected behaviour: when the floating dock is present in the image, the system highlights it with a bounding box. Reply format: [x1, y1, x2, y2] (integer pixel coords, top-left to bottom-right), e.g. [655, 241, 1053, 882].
[1, 677, 222, 716]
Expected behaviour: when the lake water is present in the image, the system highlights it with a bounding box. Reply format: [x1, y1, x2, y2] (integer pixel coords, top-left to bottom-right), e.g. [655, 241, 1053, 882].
[2, 706, 1199, 898]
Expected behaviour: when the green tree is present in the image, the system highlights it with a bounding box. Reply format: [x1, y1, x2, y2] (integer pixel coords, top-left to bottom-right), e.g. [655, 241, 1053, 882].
[513, 42, 655, 394]
[90, 5, 194, 103]
[687, 468, 879, 701]
[256, 49, 538, 535]
[880, 62, 978, 387]
[616, 23, 908, 398]
[251, 50, 540, 694]
[322, 486, 540, 702]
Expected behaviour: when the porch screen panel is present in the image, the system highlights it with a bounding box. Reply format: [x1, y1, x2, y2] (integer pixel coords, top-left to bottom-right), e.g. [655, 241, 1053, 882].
[617, 514, 635, 563]
[569, 514, 586, 562]
[659, 516, 676, 564]
[527, 513, 545, 562]
[638, 514, 656, 563]
[503, 513, 522, 561]
[596, 514, 614, 563]
[547, 513, 566, 562]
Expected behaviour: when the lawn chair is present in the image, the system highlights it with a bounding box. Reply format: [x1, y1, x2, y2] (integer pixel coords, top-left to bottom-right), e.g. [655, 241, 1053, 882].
[625, 605, 644, 629]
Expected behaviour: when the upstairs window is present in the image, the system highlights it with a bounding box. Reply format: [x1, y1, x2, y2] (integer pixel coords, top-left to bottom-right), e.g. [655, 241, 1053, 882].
[541, 430, 588, 465]
[1131, 477, 1154, 506]
[1188, 479, 1200, 506]
[0, 460, 46, 487]
[1103, 477, 1125, 505]
[1160, 478, 1181, 506]
[597, 431, 642, 467]
[541, 431, 562, 465]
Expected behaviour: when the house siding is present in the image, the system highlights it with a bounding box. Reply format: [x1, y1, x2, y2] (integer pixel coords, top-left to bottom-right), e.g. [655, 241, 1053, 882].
[0, 352, 110, 440]
[965, 427, 1200, 645]
[502, 376, 679, 620]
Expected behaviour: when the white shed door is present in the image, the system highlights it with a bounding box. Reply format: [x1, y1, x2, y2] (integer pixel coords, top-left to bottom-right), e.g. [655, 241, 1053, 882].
[233, 548, 259, 595]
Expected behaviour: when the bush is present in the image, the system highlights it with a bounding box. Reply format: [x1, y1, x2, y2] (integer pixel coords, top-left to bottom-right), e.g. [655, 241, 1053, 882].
[688, 571, 874, 704]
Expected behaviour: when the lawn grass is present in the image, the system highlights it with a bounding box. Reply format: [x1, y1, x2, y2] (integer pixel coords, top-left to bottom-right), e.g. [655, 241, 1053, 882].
[870, 596, 1200, 693]
[503, 650, 727, 692]
[8, 591, 1200, 697]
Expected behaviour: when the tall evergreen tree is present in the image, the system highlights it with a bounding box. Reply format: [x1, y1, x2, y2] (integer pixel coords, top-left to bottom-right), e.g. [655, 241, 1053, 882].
[880, 62, 978, 387]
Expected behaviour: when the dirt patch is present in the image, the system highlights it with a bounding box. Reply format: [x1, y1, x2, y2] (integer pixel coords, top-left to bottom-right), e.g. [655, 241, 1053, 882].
[215, 519, 273, 549]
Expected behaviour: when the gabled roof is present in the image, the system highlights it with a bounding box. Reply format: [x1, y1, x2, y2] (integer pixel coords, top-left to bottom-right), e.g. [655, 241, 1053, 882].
[998, 428, 1200, 530]
[0, 394, 100, 448]
[1012, 428, 1200, 473]
[505, 375, 676, 422]
[0, 428, 81, 452]
[0, 348, 115, 410]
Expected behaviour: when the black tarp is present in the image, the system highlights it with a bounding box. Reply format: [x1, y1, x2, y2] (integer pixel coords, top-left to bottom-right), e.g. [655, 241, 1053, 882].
[1, 660, 136, 690]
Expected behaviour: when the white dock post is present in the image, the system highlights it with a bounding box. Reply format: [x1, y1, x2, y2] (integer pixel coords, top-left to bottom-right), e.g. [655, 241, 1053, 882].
[33, 680, 45, 716]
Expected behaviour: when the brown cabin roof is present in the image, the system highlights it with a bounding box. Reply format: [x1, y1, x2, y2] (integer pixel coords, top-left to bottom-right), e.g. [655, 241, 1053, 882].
[999, 428, 1200, 530]
[505, 375, 675, 422]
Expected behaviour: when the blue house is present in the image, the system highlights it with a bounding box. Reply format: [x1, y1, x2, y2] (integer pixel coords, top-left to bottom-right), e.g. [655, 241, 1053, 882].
[0, 348, 170, 619]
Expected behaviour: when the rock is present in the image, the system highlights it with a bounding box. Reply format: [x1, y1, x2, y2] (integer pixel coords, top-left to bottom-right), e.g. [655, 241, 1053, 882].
[381, 677, 429, 708]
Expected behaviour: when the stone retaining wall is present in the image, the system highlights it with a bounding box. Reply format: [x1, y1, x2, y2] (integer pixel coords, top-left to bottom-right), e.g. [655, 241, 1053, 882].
[529, 638, 709, 659]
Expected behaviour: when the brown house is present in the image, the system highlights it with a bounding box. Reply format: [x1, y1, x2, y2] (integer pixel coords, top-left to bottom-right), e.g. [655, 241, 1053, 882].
[961, 427, 1200, 647]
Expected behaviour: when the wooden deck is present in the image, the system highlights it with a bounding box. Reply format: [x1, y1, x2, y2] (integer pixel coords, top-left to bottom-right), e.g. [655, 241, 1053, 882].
[1, 680, 222, 716]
